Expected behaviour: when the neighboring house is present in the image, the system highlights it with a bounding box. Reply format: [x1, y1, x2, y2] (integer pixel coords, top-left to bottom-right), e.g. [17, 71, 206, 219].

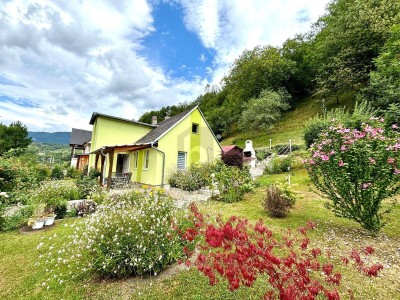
[88, 106, 222, 188]
[70, 128, 92, 171]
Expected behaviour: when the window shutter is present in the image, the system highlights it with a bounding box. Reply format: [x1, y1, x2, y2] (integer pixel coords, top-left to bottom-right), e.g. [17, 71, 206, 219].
[177, 151, 186, 170]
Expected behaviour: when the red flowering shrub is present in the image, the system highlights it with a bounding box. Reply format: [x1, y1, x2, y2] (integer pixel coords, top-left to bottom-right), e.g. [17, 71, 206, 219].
[182, 203, 383, 300]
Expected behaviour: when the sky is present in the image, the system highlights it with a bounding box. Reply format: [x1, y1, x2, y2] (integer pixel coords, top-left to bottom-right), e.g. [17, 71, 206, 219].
[0, 0, 330, 132]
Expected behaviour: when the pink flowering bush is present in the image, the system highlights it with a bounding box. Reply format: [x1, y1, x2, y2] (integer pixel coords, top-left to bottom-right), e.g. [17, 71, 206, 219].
[182, 204, 383, 299]
[304, 118, 400, 232]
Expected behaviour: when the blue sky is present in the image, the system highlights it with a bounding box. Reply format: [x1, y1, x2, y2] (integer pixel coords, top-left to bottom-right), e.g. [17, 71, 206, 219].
[141, 2, 215, 80]
[0, 0, 330, 132]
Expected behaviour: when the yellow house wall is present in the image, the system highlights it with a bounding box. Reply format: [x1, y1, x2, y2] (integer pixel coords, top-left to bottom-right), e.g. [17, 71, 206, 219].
[158, 108, 222, 182]
[130, 148, 162, 186]
[89, 116, 153, 171]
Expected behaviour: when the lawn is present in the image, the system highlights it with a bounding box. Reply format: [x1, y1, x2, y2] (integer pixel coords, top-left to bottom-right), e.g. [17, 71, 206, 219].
[1, 166, 399, 300]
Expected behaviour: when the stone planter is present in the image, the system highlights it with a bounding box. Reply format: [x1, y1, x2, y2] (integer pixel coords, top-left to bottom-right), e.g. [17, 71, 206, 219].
[32, 219, 45, 230]
[44, 215, 56, 226]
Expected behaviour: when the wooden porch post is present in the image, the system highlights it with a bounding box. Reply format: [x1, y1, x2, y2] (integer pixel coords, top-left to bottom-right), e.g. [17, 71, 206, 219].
[107, 149, 115, 189]
[100, 155, 106, 186]
[95, 153, 100, 170]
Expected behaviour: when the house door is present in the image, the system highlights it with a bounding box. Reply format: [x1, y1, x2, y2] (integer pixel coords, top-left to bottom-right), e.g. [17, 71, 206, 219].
[116, 154, 130, 175]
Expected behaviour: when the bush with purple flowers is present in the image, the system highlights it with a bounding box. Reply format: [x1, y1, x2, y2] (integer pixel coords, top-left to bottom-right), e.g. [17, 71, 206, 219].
[304, 118, 400, 232]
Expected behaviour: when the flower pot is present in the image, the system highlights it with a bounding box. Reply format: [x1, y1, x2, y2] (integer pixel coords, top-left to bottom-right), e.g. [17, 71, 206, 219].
[32, 219, 45, 230]
[44, 215, 56, 226]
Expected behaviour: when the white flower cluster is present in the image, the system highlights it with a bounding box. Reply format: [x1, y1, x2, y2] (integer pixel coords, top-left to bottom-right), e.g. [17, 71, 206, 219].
[37, 188, 186, 288]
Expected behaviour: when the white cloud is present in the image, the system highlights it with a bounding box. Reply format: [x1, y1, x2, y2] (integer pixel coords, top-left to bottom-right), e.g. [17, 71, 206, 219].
[0, 0, 330, 132]
[179, 0, 330, 83]
[0, 0, 206, 131]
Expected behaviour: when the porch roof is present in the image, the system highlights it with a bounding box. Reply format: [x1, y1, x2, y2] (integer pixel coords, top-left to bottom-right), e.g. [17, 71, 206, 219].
[90, 143, 151, 155]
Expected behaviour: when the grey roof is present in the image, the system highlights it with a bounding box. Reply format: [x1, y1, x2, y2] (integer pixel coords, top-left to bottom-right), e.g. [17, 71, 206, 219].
[70, 128, 92, 146]
[134, 107, 195, 145]
[89, 112, 156, 128]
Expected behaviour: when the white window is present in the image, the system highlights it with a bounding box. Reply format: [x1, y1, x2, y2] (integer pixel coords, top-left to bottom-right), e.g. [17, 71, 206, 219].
[143, 150, 150, 170]
[177, 151, 186, 170]
[134, 152, 138, 169]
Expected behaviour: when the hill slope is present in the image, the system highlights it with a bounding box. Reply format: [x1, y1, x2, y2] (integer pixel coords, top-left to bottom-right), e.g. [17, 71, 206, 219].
[28, 131, 71, 145]
[221, 93, 355, 148]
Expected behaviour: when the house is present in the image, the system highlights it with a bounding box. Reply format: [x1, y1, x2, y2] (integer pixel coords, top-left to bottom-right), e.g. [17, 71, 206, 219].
[70, 128, 92, 171]
[88, 106, 222, 188]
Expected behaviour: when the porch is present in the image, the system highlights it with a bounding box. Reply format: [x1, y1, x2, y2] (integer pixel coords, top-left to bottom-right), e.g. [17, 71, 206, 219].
[91, 144, 150, 189]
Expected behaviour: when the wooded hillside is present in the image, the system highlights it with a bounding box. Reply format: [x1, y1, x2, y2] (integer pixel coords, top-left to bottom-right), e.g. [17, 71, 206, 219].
[139, 0, 400, 140]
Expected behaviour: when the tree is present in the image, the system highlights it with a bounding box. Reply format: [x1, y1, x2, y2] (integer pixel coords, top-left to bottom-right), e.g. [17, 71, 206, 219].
[224, 46, 295, 106]
[368, 25, 400, 108]
[0, 121, 31, 156]
[281, 35, 316, 97]
[312, 0, 400, 100]
[239, 89, 290, 132]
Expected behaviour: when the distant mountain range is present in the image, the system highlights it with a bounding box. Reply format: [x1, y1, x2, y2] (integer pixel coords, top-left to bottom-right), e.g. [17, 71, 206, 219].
[28, 131, 71, 145]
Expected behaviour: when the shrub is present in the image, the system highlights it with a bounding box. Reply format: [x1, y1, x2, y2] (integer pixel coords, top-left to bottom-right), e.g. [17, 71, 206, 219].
[65, 207, 78, 218]
[263, 183, 296, 217]
[75, 175, 101, 199]
[168, 162, 214, 191]
[33, 164, 51, 182]
[265, 155, 292, 174]
[0, 192, 9, 231]
[50, 165, 64, 180]
[32, 180, 79, 218]
[66, 167, 80, 179]
[88, 167, 102, 179]
[384, 103, 400, 130]
[221, 149, 243, 168]
[76, 200, 96, 217]
[303, 101, 377, 148]
[0, 156, 51, 205]
[304, 118, 400, 232]
[213, 164, 258, 203]
[2, 205, 33, 231]
[182, 204, 384, 299]
[255, 149, 272, 161]
[38, 189, 191, 285]
[304, 115, 331, 148]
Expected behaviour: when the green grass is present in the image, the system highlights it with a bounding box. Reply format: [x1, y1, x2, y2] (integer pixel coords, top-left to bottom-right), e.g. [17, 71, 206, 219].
[1, 166, 399, 299]
[221, 91, 356, 148]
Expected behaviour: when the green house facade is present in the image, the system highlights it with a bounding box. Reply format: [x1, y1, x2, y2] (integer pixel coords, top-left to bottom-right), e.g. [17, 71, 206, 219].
[88, 106, 222, 187]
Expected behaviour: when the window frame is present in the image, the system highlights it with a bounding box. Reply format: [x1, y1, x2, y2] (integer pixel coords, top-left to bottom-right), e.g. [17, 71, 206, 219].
[133, 152, 138, 169]
[143, 150, 150, 170]
[177, 151, 187, 171]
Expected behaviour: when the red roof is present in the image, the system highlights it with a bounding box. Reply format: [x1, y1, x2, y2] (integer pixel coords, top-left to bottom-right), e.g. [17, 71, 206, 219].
[222, 145, 243, 153]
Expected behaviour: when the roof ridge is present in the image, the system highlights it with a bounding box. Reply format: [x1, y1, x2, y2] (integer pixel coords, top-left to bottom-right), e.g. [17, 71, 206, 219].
[134, 106, 196, 145]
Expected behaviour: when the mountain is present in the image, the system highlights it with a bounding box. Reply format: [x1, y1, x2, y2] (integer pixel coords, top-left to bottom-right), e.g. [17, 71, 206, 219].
[28, 131, 71, 145]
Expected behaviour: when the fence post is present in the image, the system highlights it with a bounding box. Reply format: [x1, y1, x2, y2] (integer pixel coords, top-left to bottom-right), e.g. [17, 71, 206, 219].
[269, 139, 272, 150]
[289, 139, 292, 154]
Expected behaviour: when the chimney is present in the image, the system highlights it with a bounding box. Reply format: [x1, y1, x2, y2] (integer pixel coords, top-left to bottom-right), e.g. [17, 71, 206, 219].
[151, 116, 158, 125]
